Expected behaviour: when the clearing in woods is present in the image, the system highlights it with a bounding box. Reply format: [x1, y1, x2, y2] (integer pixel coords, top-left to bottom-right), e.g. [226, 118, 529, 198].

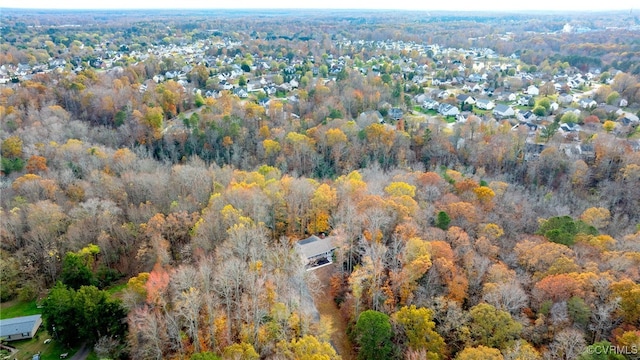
[309, 264, 356, 360]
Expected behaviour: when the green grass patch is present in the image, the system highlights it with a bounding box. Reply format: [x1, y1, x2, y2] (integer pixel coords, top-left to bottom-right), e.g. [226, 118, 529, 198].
[413, 106, 438, 116]
[104, 282, 128, 298]
[0, 300, 40, 320]
[9, 329, 80, 360]
[444, 116, 457, 123]
[472, 108, 489, 116]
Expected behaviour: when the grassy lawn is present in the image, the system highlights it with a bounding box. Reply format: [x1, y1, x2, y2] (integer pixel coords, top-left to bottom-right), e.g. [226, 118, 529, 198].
[472, 108, 490, 116]
[413, 106, 438, 116]
[0, 300, 40, 320]
[1, 301, 90, 360]
[8, 329, 79, 360]
[444, 116, 457, 123]
[104, 282, 128, 298]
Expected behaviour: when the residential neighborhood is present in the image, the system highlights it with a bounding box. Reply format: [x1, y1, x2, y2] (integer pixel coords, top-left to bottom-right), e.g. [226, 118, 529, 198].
[1, 8, 640, 360]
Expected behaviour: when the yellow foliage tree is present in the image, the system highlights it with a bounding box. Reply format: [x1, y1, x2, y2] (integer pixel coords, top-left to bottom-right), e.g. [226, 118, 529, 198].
[325, 128, 347, 147]
[395, 237, 433, 304]
[263, 139, 281, 157]
[610, 279, 640, 324]
[575, 234, 616, 251]
[1, 135, 23, 158]
[335, 170, 367, 196]
[603, 120, 616, 132]
[126, 272, 150, 304]
[308, 183, 338, 234]
[284, 335, 340, 360]
[258, 125, 271, 139]
[392, 305, 445, 358]
[222, 342, 259, 360]
[619, 164, 640, 183]
[473, 186, 495, 206]
[480, 223, 504, 241]
[580, 207, 611, 229]
[384, 181, 416, 198]
[455, 346, 503, 360]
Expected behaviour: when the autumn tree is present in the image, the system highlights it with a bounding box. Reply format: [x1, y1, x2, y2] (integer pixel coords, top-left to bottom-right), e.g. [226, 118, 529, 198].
[26, 155, 48, 174]
[281, 335, 341, 360]
[468, 303, 522, 349]
[502, 340, 541, 360]
[610, 279, 640, 325]
[1, 135, 25, 174]
[394, 237, 432, 305]
[392, 305, 446, 359]
[580, 207, 611, 230]
[603, 120, 617, 133]
[308, 183, 338, 234]
[222, 342, 259, 360]
[533, 273, 584, 306]
[455, 346, 503, 360]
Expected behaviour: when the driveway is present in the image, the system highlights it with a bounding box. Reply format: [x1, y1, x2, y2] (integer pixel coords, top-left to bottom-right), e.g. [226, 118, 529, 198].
[68, 344, 89, 360]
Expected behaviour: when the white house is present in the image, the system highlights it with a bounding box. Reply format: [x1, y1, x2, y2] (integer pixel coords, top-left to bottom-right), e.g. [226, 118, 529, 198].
[517, 110, 537, 122]
[295, 235, 337, 270]
[518, 95, 533, 106]
[0, 315, 42, 342]
[438, 103, 460, 117]
[560, 122, 581, 134]
[475, 99, 495, 110]
[558, 93, 574, 105]
[527, 85, 540, 96]
[422, 99, 440, 110]
[579, 98, 597, 109]
[493, 104, 515, 119]
[456, 94, 476, 105]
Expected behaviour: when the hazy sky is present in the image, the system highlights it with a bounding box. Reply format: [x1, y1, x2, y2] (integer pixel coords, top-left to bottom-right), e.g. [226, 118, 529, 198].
[3, 0, 638, 11]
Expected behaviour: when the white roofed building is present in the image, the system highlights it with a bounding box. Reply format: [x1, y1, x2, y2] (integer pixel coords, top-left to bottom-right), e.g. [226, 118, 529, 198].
[295, 235, 337, 270]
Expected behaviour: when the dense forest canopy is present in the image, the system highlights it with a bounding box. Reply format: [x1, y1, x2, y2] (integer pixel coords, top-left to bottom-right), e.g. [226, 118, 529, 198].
[1, 8, 640, 360]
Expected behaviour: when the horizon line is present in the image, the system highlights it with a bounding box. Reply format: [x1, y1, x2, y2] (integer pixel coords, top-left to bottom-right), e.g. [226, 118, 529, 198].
[0, 7, 635, 12]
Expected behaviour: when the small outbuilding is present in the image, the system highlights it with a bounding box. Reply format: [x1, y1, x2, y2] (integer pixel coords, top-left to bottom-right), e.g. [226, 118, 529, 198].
[295, 235, 336, 270]
[0, 314, 42, 342]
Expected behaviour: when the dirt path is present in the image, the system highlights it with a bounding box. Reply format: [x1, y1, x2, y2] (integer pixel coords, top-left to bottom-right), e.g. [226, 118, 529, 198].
[309, 264, 356, 360]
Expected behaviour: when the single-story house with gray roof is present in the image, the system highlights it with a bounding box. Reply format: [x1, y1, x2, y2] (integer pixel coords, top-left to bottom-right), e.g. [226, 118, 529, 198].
[0, 314, 42, 341]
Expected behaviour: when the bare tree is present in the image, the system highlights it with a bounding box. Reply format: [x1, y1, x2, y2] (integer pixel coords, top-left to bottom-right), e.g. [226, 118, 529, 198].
[127, 306, 167, 360]
[545, 328, 586, 360]
[483, 280, 529, 316]
[175, 287, 203, 352]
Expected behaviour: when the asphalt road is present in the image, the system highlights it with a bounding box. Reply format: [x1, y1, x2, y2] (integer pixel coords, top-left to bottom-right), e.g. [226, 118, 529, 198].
[68, 344, 89, 360]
